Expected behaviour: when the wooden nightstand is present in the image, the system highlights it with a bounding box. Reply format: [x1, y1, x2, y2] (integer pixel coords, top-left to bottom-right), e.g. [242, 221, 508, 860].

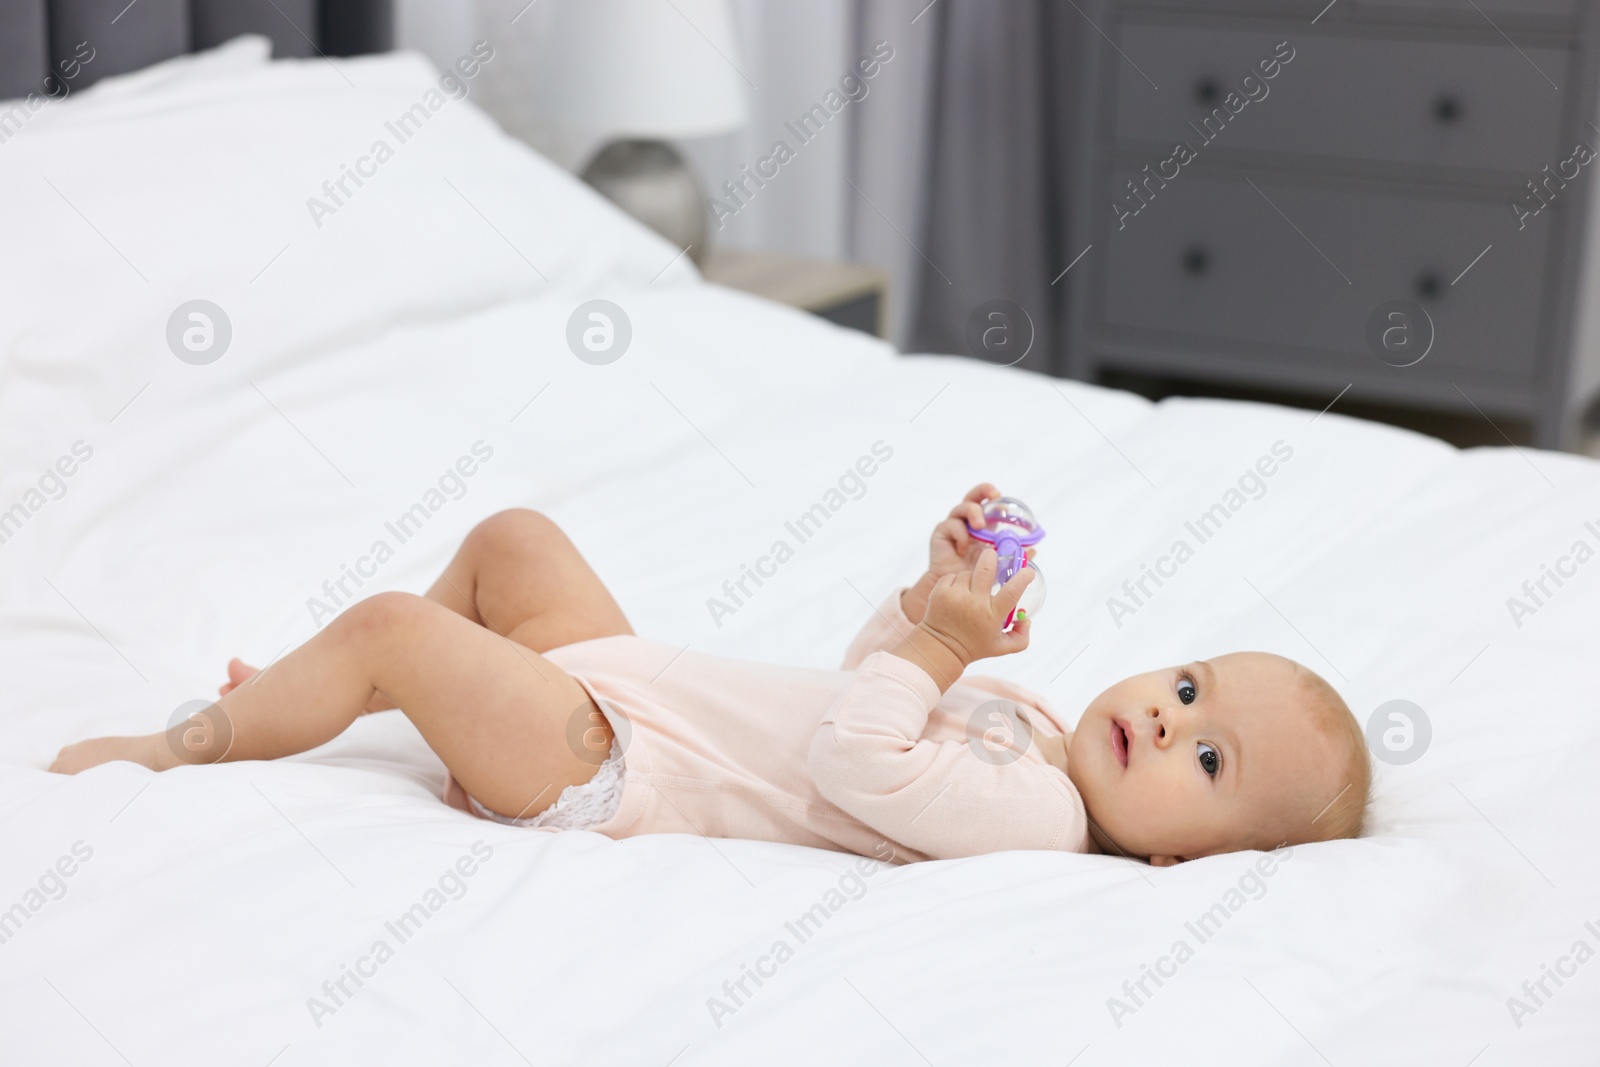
[700, 248, 889, 338]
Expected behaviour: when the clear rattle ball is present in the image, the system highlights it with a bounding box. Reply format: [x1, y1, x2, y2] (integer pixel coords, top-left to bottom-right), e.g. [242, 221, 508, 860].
[982, 497, 1042, 539]
[993, 556, 1046, 631]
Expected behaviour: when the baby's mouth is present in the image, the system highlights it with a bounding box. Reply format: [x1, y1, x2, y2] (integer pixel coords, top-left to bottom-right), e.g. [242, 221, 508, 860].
[1110, 719, 1130, 769]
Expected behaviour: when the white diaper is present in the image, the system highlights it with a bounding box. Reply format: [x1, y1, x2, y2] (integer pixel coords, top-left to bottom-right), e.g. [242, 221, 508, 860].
[467, 738, 626, 830]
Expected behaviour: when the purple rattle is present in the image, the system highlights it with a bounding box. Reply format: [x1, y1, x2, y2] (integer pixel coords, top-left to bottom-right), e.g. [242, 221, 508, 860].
[966, 496, 1047, 630]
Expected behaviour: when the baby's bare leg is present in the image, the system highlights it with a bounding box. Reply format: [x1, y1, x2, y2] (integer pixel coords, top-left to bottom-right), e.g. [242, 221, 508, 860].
[58, 592, 607, 820]
[425, 508, 633, 650]
[329, 510, 628, 714]
[224, 509, 632, 711]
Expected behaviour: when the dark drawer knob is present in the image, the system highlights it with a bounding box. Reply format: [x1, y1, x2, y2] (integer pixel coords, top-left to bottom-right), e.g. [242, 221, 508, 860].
[1194, 78, 1221, 106]
[1414, 271, 1444, 300]
[1432, 95, 1462, 124]
[1182, 246, 1211, 276]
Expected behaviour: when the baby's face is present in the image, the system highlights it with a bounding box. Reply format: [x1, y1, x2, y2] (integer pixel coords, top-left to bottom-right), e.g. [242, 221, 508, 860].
[1066, 653, 1344, 865]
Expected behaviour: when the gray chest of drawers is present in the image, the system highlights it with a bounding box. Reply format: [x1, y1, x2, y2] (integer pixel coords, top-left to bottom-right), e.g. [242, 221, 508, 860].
[1063, 0, 1600, 448]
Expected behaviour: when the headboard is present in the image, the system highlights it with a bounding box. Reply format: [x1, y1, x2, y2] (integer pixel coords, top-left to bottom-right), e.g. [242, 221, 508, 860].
[0, 0, 393, 98]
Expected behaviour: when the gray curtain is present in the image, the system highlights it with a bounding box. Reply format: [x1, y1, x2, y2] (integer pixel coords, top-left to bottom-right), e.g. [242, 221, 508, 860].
[897, 1, 1093, 376]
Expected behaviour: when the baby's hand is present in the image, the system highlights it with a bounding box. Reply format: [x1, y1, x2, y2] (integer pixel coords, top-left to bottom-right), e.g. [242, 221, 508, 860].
[902, 483, 1022, 623]
[928, 483, 998, 579]
[920, 548, 1034, 667]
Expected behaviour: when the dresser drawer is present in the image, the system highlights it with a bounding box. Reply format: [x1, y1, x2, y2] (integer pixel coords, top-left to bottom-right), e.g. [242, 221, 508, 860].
[1097, 171, 1551, 381]
[1123, 1, 1576, 16]
[1358, 0, 1577, 18]
[1113, 23, 1571, 175]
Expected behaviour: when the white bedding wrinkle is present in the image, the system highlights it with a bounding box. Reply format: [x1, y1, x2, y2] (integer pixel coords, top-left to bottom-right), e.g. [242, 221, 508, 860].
[0, 439, 94, 547]
[1105, 437, 1294, 628]
[704, 841, 897, 1030]
[1502, 516, 1600, 631]
[305, 40, 498, 230]
[304, 440, 495, 627]
[1, 41, 1597, 1067]
[1105, 844, 1295, 1030]
[1503, 915, 1600, 1031]
[705, 438, 895, 628]
[303, 839, 495, 1030]
[0, 839, 94, 946]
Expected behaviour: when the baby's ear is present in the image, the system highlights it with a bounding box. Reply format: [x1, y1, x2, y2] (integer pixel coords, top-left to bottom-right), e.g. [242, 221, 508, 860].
[1149, 854, 1184, 867]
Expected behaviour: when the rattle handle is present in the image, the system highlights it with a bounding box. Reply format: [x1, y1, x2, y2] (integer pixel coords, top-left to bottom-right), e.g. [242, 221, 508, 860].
[992, 534, 1023, 582]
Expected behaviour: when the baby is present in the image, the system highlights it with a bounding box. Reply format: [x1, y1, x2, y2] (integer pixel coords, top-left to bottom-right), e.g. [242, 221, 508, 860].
[51, 485, 1370, 865]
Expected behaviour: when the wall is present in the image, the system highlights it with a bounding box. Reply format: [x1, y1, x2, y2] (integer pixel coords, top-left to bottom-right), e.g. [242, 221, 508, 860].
[394, 0, 937, 347]
[398, 0, 852, 260]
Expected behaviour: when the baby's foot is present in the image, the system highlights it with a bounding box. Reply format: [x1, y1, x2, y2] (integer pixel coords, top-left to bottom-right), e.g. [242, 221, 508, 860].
[50, 734, 165, 775]
[219, 657, 258, 696]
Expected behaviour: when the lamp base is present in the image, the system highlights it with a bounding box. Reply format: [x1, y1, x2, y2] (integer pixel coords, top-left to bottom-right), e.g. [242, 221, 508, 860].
[580, 139, 710, 266]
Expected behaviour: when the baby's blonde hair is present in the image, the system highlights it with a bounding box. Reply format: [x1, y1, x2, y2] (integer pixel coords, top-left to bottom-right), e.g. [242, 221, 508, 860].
[1294, 667, 1371, 843]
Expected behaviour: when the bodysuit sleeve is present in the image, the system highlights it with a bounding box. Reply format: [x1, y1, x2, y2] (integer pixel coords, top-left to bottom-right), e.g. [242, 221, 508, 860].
[808, 650, 1090, 860]
[839, 587, 918, 671]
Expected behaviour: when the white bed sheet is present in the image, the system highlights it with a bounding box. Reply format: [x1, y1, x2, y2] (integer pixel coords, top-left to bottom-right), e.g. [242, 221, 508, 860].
[1, 41, 1596, 1066]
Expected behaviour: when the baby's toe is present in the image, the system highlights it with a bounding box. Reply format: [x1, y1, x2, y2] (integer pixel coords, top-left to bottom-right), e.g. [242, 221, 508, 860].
[226, 659, 259, 686]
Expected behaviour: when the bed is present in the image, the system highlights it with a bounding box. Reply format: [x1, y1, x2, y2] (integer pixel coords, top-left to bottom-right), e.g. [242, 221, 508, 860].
[2, 39, 1597, 1066]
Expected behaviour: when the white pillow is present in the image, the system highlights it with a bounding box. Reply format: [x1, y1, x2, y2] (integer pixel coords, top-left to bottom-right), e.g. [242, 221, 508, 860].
[73, 33, 273, 101]
[0, 42, 692, 416]
[0, 33, 271, 114]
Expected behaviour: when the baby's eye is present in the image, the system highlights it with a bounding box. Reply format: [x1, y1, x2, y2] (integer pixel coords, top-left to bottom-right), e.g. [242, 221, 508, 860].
[1197, 742, 1221, 778]
[1176, 676, 1197, 705]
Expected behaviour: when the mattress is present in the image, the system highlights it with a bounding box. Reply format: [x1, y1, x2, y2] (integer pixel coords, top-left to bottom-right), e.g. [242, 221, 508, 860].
[1, 38, 1596, 1065]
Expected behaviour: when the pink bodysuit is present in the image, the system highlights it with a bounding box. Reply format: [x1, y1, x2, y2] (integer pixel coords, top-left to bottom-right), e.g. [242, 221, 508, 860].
[467, 589, 1091, 864]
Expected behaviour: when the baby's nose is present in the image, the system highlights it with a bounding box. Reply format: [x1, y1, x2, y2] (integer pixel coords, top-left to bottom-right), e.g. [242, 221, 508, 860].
[1145, 705, 1171, 746]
